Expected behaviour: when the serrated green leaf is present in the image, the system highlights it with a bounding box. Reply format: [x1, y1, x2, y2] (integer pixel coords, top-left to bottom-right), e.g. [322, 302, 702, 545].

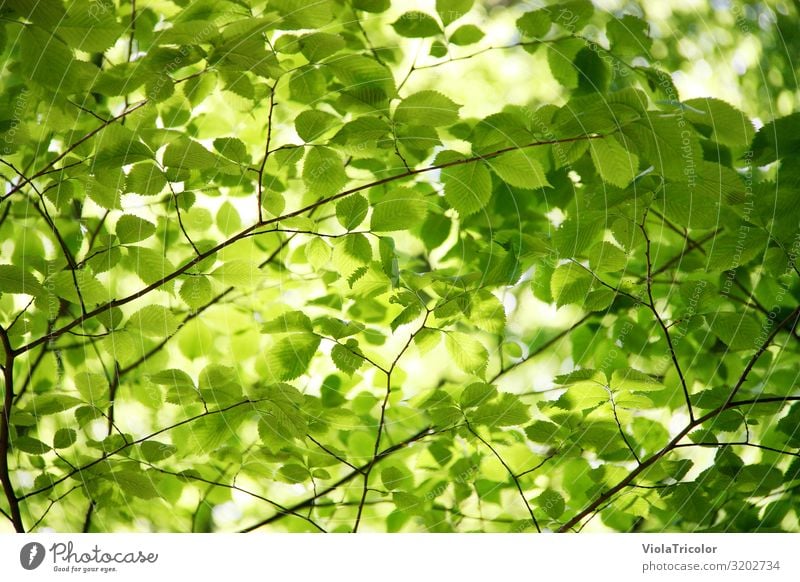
[179, 276, 212, 310]
[262, 333, 321, 381]
[516, 10, 551, 38]
[460, 382, 497, 408]
[15, 436, 51, 455]
[0, 264, 44, 296]
[445, 332, 488, 377]
[140, 441, 177, 463]
[550, 263, 593, 307]
[441, 158, 492, 216]
[589, 135, 639, 188]
[394, 90, 460, 127]
[53, 428, 77, 449]
[393, 12, 441, 38]
[304, 147, 347, 196]
[209, 261, 263, 287]
[436, 0, 473, 26]
[163, 137, 221, 170]
[607, 15, 651, 57]
[449, 24, 484, 46]
[105, 470, 161, 500]
[116, 215, 156, 244]
[706, 312, 763, 351]
[127, 305, 179, 338]
[487, 150, 550, 190]
[331, 342, 363, 375]
[125, 163, 167, 196]
[216, 201, 241, 236]
[213, 137, 249, 163]
[336, 194, 369, 230]
[683, 98, 754, 149]
[538, 488, 565, 519]
[295, 110, 338, 142]
[371, 188, 428, 232]
[74, 371, 109, 405]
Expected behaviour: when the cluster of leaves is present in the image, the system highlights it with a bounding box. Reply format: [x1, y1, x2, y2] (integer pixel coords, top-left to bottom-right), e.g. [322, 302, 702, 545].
[0, 0, 799, 533]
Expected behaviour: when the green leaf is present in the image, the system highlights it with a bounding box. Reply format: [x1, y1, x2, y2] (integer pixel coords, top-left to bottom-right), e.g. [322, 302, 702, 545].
[336, 194, 369, 230]
[74, 372, 109, 405]
[209, 261, 263, 287]
[213, 137, 249, 163]
[299, 32, 345, 62]
[179, 276, 212, 310]
[163, 137, 221, 171]
[445, 332, 488, 377]
[706, 312, 763, 351]
[469, 393, 529, 426]
[371, 188, 428, 232]
[56, 4, 123, 52]
[353, 0, 390, 12]
[105, 470, 161, 500]
[750, 111, 800, 164]
[262, 311, 313, 334]
[516, 10, 551, 38]
[53, 428, 77, 450]
[140, 441, 177, 463]
[279, 464, 310, 483]
[262, 333, 321, 381]
[441, 158, 492, 216]
[394, 90, 461, 127]
[460, 382, 497, 408]
[550, 263, 593, 307]
[15, 436, 51, 455]
[329, 55, 396, 108]
[116, 215, 156, 244]
[589, 135, 639, 188]
[25, 394, 83, 416]
[331, 342, 363, 375]
[52, 271, 109, 306]
[305, 237, 331, 269]
[449, 24, 484, 46]
[622, 114, 702, 181]
[127, 305, 180, 338]
[271, 0, 333, 29]
[295, 110, 338, 142]
[289, 66, 327, 103]
[93, 126, 154, 169]
[20, 26, 98, 94]
[683, 97, 754, 149]
[256, 383, 307, 444]
[606, 15, 651, 57]
[381, 466, 412, 491]
[333, 234, 372, 271]
[126, 163, 167, 196]
[436, 0, 474, 26]
[216, 201, 241, 236]
[392, 12, 442, 38]
[487, 150, 550, 190]
[199, 364, 243, 404]
[0, 264, 44, 296]
[303, 147, 347, 196]
[610, 368, 663, 392]
[538, 489, 565, 519]
[587, 242, 628, 273]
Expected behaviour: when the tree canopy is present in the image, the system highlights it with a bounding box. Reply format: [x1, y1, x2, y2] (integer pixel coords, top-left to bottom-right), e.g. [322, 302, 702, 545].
[1, 0, 800, 533]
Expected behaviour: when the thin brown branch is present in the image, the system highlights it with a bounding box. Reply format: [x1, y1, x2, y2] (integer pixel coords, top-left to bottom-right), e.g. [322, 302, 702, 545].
[240, 425, 435, 532]
[466, 420, 540, 532]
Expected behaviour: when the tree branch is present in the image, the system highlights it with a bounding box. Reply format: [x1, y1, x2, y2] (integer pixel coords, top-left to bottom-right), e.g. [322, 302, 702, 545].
[240, 426, 435, 532]
[0, 325, 24, 531]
